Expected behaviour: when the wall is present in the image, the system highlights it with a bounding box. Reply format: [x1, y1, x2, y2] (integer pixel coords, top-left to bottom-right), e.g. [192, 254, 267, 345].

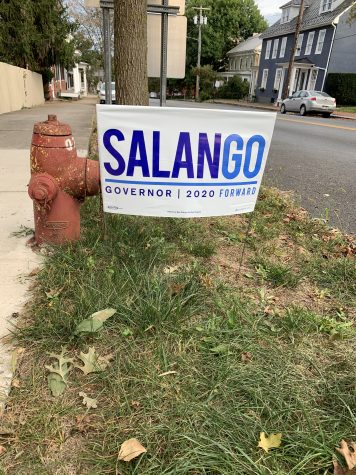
[328, 10, 356, 73]
[0, 62, 45, 115]
[256, 26, 333, 102]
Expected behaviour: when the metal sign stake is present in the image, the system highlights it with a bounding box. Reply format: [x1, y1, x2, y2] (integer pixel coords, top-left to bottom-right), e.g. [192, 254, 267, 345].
[103, 7, 112, 104]
[160, 0, 169, 107]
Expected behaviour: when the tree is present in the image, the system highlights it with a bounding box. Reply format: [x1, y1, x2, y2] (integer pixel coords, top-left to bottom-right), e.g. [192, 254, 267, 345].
[114, 0, 148, 105]
[186, 0, 267, 72]
[349, 4, 356, 23]
[0, 0, 75, 72]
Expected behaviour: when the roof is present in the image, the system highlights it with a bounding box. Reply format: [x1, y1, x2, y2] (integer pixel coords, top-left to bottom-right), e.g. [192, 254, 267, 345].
[227, 34, 262, 55]
[261, 0, 355, 39]
[280, 0, 305, 8]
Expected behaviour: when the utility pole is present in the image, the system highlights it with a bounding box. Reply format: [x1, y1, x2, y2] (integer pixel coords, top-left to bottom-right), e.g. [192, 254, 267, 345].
[282, 0, 305, 99]
[193, 6, 210, 101]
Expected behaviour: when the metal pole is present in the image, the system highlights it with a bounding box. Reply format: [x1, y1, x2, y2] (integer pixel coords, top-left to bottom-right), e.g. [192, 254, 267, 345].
[196, 13, 202, 102]
[103, 7, 112, 105]
[160, 0, 169, 107]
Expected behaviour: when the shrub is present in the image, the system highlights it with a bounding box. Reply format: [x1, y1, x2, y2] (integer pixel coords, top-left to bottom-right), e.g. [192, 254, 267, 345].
[325, 73, 356, 105]
[216, 75, 250, 100]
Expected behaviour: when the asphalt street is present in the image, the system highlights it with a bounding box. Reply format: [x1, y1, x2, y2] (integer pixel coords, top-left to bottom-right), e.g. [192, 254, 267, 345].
[161, 100, 356, 234]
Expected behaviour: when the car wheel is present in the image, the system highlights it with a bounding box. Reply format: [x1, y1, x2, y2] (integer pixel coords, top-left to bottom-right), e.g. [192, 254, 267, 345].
[280, 104, 287, 114]
[322, 112, 331, 118]
[300, 105, 306, 116]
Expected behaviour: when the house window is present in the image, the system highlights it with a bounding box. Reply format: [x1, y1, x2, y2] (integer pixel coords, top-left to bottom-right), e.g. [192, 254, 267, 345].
[295, 33, 304, 56]
[261, 69, 269, 89]
[240, 58, 243, 69]
[280, 37, 287, 57]
[265, 40, 272, 59]
[321, 0, 332, 12]
[315, 29, 326, 54]
[281, 9, 290, 23]
[272, 39, 279, 59]
[305, 31, 315, 55]
[274, 68, 283, 90]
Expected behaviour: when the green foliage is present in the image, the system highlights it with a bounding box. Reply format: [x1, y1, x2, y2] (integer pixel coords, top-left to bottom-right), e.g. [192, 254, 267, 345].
[186, 0, 267, 72]
[0, 0, 76, 72]
[217, 75, 250, 99]
[349, 4, 356, 23]
[325, 73, 356, 105]
[192, 64, 218, 100]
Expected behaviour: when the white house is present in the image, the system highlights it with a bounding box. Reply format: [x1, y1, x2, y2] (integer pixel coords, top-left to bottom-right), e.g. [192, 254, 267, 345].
[221, 33, 263, 97]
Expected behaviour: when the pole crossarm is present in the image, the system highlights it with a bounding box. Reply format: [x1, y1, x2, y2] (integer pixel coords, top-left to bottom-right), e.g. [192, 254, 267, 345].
[100, 0, 179, 14]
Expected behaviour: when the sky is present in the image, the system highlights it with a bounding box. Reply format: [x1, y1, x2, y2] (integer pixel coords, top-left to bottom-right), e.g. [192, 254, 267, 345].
[255, 0, 281, 15]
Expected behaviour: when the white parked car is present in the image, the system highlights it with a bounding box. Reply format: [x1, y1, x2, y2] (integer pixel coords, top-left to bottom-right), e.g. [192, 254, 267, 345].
[99, 82, 116, 104]
[281, 90, 336, 117]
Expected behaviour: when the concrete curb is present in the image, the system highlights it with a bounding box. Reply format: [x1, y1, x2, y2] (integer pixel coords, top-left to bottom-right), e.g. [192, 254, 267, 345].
[211, 100, 356, 121]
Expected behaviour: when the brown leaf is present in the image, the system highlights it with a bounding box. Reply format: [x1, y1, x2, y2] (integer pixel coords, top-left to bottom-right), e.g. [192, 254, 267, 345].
[336, 440, 356, 470]
[131, 400, 141, 409]
[241, 352, 252, 363]
[0, 445, 6, 456]
[11, 379, 21, 388]
[118, 438, 147, 462]
[333, 460, 356, 475]
[28, 267, 40, 277]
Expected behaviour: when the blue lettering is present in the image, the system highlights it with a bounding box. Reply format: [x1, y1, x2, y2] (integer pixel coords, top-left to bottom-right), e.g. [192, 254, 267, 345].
[243, 135, 265, 178]
[103, 129, 126, 176]
[152, 131, 170, 178]
[221, 134, 244, 180]
[197, 133, 221, 179]
[127, 130, 150, 177]
[172, 132, 194, 179]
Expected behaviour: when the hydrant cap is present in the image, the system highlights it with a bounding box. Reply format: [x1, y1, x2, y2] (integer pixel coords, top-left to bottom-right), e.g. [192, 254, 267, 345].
[33, 115, 72, 136]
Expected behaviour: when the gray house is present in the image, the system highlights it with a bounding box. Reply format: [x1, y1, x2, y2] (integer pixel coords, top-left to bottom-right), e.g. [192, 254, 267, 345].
[255, 0, 356, 104]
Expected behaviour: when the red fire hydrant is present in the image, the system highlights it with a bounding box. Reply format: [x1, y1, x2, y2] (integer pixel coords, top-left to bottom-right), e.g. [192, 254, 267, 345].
[28, 115, 100, 245]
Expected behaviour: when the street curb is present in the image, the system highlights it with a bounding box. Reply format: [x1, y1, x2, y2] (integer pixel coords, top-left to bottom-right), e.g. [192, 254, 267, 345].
[210, 100, 356, 121]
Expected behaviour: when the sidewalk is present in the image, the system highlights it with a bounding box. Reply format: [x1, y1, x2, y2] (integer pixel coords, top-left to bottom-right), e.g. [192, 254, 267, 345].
[212, 99, 356, 120]
[0, 96, 97, 413]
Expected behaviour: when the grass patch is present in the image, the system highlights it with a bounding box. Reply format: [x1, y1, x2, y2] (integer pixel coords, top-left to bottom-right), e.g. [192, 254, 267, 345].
[336, 106, 356, 113]
[2, 163, 356, 472]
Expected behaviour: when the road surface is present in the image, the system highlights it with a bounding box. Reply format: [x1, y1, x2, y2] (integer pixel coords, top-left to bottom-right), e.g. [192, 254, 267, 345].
[160, 100, 356, 234]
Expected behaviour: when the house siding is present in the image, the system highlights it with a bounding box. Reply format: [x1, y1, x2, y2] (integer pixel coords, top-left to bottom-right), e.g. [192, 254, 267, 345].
[328, 10, 356, 73]
[256, 25, 334, 102]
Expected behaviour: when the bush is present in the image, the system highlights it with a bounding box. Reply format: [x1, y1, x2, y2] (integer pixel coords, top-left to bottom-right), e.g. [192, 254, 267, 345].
[325, 73, 356, 105]
[216, 76, 250, 100]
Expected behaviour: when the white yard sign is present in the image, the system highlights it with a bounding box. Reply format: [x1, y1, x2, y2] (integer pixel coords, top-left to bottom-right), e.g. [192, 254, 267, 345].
[97, 105, 276, 218]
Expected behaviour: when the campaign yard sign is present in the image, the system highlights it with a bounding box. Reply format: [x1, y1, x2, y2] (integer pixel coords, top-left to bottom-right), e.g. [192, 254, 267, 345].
[97, 106, 276, 218]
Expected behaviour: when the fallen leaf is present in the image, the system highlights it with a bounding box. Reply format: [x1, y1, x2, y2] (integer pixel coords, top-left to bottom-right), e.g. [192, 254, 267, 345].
[122, 328, 133, 337]
[45, 287, 64, 299]
[118, 438, 147, 462]
[163, 265, 179, 275]
[45, 348, 74, 397]
[337, 440, 356, 470]
[244, 273, 253, 279]
[75, 347, 111, 375]
[11, 379, 21, 388]
[0, 445, 6, 456]
[75, 308, 117, 334]
[158, 371, 177, 377]
[241, 352, 252, 363]
[131, 400, 140, 408]
[258, 432, 282, 453]
[333, 460, 356, 475]
[79, 391, 98, 409]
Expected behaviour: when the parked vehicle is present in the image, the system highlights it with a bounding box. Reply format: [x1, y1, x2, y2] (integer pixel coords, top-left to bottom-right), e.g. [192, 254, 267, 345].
[99, 82, 116, 104]
[280, 90, 336, 117]
[149, 91, 158, 99]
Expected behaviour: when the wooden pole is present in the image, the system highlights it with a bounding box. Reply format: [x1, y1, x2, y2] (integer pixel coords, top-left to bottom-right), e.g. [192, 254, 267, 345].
[282, 0, 305, 100]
